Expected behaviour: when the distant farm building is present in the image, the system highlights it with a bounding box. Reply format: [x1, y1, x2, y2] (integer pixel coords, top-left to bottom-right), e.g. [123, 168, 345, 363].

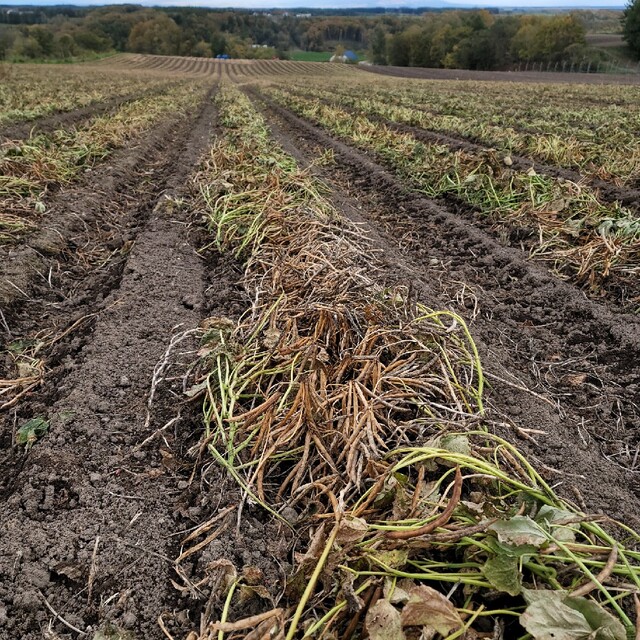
[330, 50, 358, 64]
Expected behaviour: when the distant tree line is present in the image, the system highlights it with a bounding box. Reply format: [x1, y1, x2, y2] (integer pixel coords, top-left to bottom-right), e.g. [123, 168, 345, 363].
[0, 4, 634, 68]
[625, 0, 640, 57]
[371, 11, 600, 70]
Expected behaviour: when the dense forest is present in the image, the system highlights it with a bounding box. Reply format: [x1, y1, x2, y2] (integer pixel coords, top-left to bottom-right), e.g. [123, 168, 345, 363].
[626, 0, 640, 57]
[0, 4, 633, 71]
[373, 12, 590, 69]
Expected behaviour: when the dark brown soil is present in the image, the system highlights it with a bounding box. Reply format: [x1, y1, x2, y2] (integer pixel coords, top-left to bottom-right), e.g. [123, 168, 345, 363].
[250, 91, 640, 529]
[0, 83, 221, 639]
[0, 212, 208, 640]
[359, 64, 640, 86]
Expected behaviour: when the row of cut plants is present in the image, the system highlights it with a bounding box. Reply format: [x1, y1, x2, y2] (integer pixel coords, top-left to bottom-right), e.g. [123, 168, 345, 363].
[177, 82, 640, 640]
[276, 79, 640, 210]
[275, 81, 640, 193]
[261, 87, 640, 308]
[0, 63, 184, 128]
[0, 80, 210, 245]
[277, 77, 640, 186]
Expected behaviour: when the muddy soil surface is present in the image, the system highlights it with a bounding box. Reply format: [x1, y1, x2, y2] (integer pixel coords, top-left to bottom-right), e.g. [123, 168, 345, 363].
[0, 83, 244, 640]
[251, 91, 640, 529]
[359, 64, 640, 86]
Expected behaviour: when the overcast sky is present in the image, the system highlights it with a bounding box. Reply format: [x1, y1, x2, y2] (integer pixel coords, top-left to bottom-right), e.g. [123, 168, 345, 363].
[448, 0, 624, 5]
[1, 0, 626, 7]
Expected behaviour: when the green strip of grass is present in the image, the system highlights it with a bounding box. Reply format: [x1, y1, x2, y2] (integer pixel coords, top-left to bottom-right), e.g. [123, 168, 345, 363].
[289, 50, 332, 62]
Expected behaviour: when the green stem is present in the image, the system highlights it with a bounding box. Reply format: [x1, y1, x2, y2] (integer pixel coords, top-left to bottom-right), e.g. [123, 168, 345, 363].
[286, 524, 339, 640]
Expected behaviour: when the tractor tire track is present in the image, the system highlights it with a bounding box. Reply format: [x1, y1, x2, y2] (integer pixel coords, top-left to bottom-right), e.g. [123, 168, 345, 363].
[0, 87, 210, 311]
[0, 82, 222, 640]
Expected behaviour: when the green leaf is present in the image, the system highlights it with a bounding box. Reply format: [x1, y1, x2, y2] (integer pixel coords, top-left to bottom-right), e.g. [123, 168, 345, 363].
[564, 596, 626, 640]
[535, 505, 577, 543]
[439, 434, 471, 456]
[365, 599, 406, 640]
[8, 338, 37, 354]
[372, 549, 409, 570]
[521, 591, 592, 640]
[16, 417, 49, 450]
[483, 554, 522, 596]
[489, 516, 548, 548]
[521, 590, 626, 640]
[522, 588, 568, 606]
[93, 624, 136, 640]
[535, 505, 575, 524]
[486, 536, 538, 559]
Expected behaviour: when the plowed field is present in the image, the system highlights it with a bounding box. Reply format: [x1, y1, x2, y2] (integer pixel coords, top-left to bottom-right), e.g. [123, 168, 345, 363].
[1, 55, 640, 640]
